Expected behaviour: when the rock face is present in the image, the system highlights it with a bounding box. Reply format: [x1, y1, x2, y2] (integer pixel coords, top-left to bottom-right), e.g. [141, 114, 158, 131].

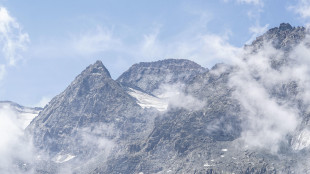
[117, 59, 207, 94]
[26, 23, 310, 174]
[248, 23, 306, 51]
[26, 61, 150, 162]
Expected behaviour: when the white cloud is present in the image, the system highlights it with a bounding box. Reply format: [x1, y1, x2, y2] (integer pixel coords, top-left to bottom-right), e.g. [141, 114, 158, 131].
[0, 7, 33, 170]
[289, 35, 310, 108]
[246, 24, 269, 44]
[231, 70, 299, 152]
[71, 27, 121, 56]
[229, 43, 303, 153]
[138, 27, 163, 59]
[0, 104, 35, 173]
[79, 124, 115, 153]
[289, 0, 310, 20]
[35, 96, 51, 108]
[223, 0, 263, 6]
[154, 83, 205, 111]
[130, 27, 242, 68]
[227, 38, 310, 153]
[198, 33, 242, 63]
[56, 123, 117, 173]
[30, 13, 242, 70]
[31, 26, 122, 60]
[0, 7, 29, 80]
[237, 0, 263, 6]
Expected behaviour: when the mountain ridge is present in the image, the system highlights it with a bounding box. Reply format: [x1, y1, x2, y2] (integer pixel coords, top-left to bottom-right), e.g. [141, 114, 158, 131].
[117, 58, 207, 95]
[22, 23, 310, 173]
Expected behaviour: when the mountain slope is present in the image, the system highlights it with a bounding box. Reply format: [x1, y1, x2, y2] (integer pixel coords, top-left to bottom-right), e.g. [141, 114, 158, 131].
[93, 23, 310, 173]
[26, 23, 310, 174]
[26, 61, 154, 168]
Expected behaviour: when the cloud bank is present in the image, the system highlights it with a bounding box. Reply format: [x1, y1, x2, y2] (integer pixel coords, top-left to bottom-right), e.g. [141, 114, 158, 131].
[228, 35, 310, 152]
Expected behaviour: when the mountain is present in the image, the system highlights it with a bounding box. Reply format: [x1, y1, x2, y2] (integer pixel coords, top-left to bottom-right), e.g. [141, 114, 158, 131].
[27, 60, 150, 156]
[24, 23, 310, 174]
[25, 60, 165, 173]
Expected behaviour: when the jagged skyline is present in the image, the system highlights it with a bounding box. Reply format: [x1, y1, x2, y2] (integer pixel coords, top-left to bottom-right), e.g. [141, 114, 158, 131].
[0, 0, 309, 106]
[1, 20, 310, 173]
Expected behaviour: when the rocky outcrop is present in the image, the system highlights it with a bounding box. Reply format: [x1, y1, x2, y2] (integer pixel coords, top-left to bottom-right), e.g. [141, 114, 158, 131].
[117, 59, 207, 94]
[26, 61, 150, 161]
[248, 23, 306, 51]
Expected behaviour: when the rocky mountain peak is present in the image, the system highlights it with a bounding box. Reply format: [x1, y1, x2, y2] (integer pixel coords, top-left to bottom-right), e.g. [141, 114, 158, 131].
[26, 59, 146, 157]
[82, 60, 111, 78]
[248, 23, 306, 51]
[131, 59, 203, 68]
[279, 23, 293, 31]
[117, 59, 207, 94]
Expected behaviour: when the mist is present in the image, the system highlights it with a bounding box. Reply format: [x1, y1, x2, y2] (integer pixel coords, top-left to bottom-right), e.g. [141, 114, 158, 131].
[227, 35, 310, 153]
[154, 83, 205, 111]
[0, 104, 34, 174]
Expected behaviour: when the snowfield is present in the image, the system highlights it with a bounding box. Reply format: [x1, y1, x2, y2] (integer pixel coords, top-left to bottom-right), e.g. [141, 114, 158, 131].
[127, 88, 168, 111]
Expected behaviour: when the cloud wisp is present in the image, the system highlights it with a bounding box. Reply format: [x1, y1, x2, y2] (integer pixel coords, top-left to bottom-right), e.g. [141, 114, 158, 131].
[71, 27, 122, 56]
[246, 23, 269, 44]
[289, 0, 310, 21]
[237, 0, 263, 6]
[154, 83, 205, 112]
[32, 26, 242, 70]
[0, 7, 29, 80]
[222, 0, 263, 6]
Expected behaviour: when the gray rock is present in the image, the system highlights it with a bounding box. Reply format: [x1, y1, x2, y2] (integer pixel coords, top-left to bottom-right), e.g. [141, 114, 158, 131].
[247, 23, 306, 52]
[117, 59, 207, 94]
[26, 60, 154, 173]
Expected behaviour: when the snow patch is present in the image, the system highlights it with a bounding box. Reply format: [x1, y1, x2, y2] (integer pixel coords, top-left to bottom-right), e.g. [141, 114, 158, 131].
[128, 88, 168, 111]
[292, 128, 310, 150]
[53, 154, 76, 163]
[204, 163, 214, 167]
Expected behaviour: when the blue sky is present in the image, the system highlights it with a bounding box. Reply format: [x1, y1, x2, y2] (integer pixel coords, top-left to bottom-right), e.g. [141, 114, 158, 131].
[0, 0, 308, 106]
